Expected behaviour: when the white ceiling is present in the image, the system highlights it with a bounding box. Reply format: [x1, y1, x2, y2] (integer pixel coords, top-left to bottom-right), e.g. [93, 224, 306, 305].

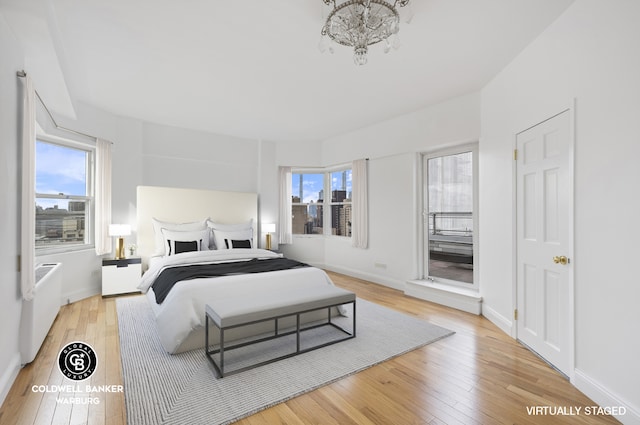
[2, 0, 574, 142]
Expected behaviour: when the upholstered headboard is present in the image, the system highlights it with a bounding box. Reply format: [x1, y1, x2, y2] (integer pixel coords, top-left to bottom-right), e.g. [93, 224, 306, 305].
[136, 185, 258, 269]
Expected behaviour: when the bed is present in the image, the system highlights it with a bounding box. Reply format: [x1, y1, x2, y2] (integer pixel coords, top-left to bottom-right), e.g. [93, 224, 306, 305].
[136, 186, 342, 354]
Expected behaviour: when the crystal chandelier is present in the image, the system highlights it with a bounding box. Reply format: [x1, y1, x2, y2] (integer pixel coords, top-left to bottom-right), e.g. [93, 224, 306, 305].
[320, 0, 411, 65]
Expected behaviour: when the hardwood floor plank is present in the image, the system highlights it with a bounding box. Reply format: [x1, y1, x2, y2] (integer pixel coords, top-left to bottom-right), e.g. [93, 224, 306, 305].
[251, 403, 306, 425]
[86, 296, 107, 425]
[0, 272, 622, 425]
[310, 386, 379, 425]
[285, 395, 344, 425]
[103, 297, 126, 425]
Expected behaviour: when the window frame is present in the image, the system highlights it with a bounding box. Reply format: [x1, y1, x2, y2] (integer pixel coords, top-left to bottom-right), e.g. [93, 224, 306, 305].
[291, 164, 352, 239]
[291, 170, 325, 236]
[35, 134, 96, 254]
[420, 142, 479, 291]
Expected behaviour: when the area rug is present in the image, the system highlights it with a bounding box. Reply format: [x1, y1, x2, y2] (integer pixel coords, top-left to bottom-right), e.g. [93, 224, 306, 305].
[116, 295, 454, 425]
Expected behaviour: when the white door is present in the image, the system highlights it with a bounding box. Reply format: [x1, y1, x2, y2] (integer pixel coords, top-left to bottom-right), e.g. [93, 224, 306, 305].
[516, 110, 573, 376]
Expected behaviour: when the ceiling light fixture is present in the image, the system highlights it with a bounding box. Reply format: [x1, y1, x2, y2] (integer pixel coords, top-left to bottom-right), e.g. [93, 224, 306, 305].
[320, 0, 411, 66]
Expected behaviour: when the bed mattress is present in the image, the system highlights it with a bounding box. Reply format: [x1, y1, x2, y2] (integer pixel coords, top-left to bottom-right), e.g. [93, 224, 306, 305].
[139, 249, 342, 353]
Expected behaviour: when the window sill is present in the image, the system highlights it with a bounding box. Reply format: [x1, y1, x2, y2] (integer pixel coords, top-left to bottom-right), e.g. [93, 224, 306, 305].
[36, 244, 95, 257]
[293, 234, 352, 240]
[405, 279, 482, 315]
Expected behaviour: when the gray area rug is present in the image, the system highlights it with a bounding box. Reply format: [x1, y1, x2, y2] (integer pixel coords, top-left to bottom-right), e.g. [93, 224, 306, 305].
[117, 295, 454, 425]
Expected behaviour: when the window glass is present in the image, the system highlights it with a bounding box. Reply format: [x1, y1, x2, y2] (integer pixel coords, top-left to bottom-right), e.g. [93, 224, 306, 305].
[292, 173, 324, 234]
[329, 170, 352, 236]
[426, 150, 474, 284]
[35, 140, 92, 248]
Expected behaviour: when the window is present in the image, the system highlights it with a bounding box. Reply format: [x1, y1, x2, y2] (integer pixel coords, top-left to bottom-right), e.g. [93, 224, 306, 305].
[35, 139, 94, 249]
[423, 145, 478, 287]
[291, 172, 324, 235]
[291, 167, 352, 237]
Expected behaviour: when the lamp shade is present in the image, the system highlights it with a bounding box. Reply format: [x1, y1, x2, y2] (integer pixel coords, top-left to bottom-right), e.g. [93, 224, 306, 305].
[108, 224, 131, 237]
[263, 223, 276, 233]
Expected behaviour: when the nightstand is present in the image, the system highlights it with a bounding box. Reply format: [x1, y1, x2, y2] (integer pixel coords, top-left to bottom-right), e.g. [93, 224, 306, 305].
[102, 257, 142, 296]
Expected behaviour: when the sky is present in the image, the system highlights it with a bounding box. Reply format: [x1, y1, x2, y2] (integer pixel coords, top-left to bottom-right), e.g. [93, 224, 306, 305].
[292, 170, 352, 204]
[36, 140, 87, 209]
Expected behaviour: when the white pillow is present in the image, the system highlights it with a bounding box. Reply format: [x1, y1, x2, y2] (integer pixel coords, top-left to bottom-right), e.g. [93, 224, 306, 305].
[161, 228, 210, 256]
[212, 228, 253, 250]
[207, 219, 253, 249]
[152, 218, 208, 256]
[207, 219, 253, 231]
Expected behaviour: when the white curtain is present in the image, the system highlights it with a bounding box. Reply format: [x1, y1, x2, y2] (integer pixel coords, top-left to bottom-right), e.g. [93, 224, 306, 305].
[95, 139, 113, 255]
[351, 158, 369, 249]
[278, 166, 293, 244]
[20, 75, 36, 301]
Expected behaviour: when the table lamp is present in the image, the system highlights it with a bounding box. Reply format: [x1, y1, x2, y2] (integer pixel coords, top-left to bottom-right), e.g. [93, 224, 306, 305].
[109, 224, 131, 259]
[263, 223, 276, 250]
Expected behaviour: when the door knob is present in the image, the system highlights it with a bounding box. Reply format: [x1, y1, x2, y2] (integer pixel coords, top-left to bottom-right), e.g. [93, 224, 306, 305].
[553, 255, 569, 265]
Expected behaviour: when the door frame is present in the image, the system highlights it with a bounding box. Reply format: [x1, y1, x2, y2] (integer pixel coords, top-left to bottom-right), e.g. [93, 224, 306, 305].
[419, 142, 480, 290]
[513, 101, 576, 381]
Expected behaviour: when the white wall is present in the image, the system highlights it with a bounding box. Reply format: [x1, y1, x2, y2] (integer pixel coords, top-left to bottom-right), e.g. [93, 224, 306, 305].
[0, 11, 25, 405]
[321, 92, 481, 165]
[480, 0, 640, 421]
[280, 92, 481, 288]
[138, 121, 282, 249]
[140, 123, 259, 193]
[324, 153, 419, 289]
[257, 140, 279, 248]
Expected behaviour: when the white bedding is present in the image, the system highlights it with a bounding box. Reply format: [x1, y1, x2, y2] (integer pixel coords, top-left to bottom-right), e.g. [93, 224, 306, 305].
[139, 249, 340, 354]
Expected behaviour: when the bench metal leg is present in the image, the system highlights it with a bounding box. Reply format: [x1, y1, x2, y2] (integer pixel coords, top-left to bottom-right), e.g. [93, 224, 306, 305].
[296, 314, 300, 352]
[205, 312, 209, 353]
[352, 300, 356, 336]
[205, 313, 226, 378]
[219, 328, 225, 377]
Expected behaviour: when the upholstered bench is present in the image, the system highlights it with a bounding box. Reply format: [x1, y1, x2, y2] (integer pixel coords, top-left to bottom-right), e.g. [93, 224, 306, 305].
[205, 285, 356, 377]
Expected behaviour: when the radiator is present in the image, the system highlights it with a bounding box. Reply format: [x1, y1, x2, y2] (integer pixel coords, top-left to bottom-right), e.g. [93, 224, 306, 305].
[19, 262, 62, 365]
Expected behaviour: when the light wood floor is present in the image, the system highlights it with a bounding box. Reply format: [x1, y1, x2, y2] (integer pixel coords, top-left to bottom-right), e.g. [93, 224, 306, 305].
[0, 272, 620, 425]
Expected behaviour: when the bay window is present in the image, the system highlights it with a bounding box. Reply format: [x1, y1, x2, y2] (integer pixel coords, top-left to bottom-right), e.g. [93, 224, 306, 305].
[292, 167, 352, 237]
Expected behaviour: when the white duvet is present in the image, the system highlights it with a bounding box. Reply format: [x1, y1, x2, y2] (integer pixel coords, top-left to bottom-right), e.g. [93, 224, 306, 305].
[138, 249, 339, 354]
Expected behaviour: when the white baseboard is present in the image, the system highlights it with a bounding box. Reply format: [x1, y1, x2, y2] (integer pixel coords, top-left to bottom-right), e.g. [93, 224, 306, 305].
[405, 280, 482, 315]
[573, 369, 640, 425]
[320, 264, 406, 292]
[62, 285, 100, 305]
[481, 303, 514, 337]
[0, 353, 21, 407]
